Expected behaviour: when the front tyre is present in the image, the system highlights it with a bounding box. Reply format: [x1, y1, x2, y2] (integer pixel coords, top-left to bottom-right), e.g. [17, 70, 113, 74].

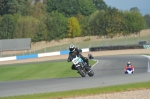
[88, 69, 94, 77]
[77, 67, 86, 77]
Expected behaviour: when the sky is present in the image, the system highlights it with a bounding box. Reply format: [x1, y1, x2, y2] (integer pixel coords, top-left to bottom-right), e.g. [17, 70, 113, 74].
[104, 0, 150, 15]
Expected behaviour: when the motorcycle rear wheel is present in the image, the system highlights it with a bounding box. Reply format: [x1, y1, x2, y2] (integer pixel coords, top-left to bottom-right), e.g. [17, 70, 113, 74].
[77, 67, 86, 77]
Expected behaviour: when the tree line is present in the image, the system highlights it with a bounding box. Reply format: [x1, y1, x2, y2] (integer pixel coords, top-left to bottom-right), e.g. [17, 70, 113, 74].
[0, 0, 149, 42]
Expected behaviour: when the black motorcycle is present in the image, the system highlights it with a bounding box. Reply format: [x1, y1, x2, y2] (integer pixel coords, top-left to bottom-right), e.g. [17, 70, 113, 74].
[71, 55, 94, 77]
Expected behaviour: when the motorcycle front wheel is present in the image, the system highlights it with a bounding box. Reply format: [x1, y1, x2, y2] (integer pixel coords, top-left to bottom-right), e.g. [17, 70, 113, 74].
[88, 69, 94, 77]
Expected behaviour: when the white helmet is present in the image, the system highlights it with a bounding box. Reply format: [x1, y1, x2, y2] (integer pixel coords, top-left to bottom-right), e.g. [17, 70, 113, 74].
[127, 62, 131, 66]
[69, 44, 75, 52]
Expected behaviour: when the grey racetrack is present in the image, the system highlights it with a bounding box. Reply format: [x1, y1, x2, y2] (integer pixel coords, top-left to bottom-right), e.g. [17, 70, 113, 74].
[0, 55, 150, 97]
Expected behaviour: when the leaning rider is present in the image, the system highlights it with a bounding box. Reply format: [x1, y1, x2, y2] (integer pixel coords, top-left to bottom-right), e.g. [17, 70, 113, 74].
[124, 62, 134, 73]
[67, 44, 91, 71]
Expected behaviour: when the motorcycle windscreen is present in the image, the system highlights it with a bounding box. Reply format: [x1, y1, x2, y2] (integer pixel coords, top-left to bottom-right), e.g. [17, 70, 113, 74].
[127, 68, 132, 71]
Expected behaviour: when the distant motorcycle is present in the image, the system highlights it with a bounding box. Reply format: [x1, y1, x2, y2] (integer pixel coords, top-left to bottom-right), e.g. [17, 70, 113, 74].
[71, 55, 94, 77]
[125, 68, 133, 74]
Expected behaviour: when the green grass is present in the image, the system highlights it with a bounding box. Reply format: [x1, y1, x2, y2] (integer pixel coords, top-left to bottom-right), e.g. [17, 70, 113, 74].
[0, 81, 150, 99]
[0, 60, 96, 82]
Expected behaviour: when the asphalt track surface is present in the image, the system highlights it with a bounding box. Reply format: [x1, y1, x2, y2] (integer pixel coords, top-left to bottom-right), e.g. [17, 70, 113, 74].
[0, 55, 150, 97]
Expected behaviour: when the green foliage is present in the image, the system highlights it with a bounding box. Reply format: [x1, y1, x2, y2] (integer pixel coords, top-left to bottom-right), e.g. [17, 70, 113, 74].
[92, 0, 107, 10]
[105, 7, 123, 37]
[76, 14, 89, 36]
[67, 17, 81, 38]
[0, 0, 148, 42]
[32, 21, 47, 42]
[89, 9, 106, 36]
[0, 14, 17, 39]
[0, 0, 9, 15]
[14, 15, 43, 41]
[28, 1, 47, 19]
[130, 7, 140, 13]
[46, 11, 68, 41]
[46, 0, 78, 17]
[123, 11, 146, 34]
[78, 0, 96, 16]
[46, 0, 97, 17]
[0, 0, 30, 16]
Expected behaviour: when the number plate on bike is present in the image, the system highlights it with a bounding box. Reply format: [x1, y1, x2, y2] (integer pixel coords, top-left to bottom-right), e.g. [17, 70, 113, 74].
[72, 57, 80, 65]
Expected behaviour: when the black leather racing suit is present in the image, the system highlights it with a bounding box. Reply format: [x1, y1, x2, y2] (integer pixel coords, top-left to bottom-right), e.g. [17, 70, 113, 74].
[67, 48, 90, 70]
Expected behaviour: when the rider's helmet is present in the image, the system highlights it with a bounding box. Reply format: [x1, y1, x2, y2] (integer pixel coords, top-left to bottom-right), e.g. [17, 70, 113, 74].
[69, 44, 75, 52]
[127, 62, 131, 66]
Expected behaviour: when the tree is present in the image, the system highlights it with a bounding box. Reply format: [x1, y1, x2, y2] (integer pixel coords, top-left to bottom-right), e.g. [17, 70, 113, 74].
[0, 0, 30, 16]
[14, 15, 44, 41]
[78, 0, 96, 16]
[29, 1, 47, 19]
[89, 10, 106, 36]
[32, 21, 47, 42]
[46, 0, 78, 17]
[130, 7, 140, 13]
[46, 11, 68, 41]
[92, 0, 107, 10]
[46, 0, 96, 17]
[76, 13, 89, 36]
[0, 14, 17, 39]
[123, 11, 145, 35]
[106, 7, 122, 38]
[67, 17, 81, 38]
[89, 7, 123, 38]
[0, 0, 9, 16]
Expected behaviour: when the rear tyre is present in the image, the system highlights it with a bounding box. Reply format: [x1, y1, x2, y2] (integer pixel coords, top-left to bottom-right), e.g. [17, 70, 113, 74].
[77, 67, 86, 77]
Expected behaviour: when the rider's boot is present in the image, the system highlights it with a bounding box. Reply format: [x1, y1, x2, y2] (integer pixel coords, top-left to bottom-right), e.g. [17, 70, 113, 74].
[87, 63, 91, 68]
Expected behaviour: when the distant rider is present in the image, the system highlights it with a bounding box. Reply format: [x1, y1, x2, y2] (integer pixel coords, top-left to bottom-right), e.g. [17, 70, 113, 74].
[124, 62, 134, 73]
[67, 44, 91, 71]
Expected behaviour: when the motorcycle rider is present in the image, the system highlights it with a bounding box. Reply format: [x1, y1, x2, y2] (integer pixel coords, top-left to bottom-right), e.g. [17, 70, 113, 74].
[124, 62, 134, 73]
[67, 44, 91, 71]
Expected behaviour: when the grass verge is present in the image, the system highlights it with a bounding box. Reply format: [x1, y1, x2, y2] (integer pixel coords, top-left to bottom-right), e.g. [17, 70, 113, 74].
[0, 81, 150, 99]
[0, 60, 96, 82]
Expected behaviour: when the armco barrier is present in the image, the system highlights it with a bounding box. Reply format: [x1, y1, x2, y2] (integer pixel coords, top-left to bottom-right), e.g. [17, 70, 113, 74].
[82, 48, 90, 52]
[60, 48, 89, 55]
[0, 56, 16, 62]
[16, 54, 38, 60]
[60, 50, 69, 55]
[0, 48, 90, 62]
[38, 51, 60, 58]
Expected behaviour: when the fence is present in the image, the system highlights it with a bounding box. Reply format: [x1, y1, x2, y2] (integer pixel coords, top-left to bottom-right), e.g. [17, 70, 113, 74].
[0, 29, 150, 57]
